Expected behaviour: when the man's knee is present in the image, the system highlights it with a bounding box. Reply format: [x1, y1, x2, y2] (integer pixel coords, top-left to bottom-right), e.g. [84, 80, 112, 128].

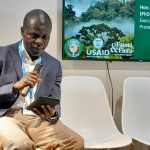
[3, 139, 36, 150]
[0, 116, 19, 127]
[0, 117, 36, 150]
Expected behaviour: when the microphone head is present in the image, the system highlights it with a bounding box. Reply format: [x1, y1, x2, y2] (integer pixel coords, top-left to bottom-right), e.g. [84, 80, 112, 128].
[33, 64, 43, 73]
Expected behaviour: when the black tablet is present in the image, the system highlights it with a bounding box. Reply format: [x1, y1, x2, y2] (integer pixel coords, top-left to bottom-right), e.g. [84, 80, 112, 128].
[26, 97, 60, 110]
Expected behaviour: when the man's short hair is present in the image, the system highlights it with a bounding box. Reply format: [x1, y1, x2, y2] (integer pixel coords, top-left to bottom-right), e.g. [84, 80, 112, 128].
[23, 9, 52, 28]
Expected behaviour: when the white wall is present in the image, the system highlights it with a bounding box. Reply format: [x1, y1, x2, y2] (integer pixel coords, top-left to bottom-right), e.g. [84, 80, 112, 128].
[0, 0, 58, 57]
[1, 0, 150, 111]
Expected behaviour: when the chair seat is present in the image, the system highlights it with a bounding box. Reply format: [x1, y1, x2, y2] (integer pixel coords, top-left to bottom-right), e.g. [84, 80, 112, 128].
[61, 76, 132, 149]
[84, 134, 131, 148]
[122, 77, 150, 147]
[125, 132, 150, 146]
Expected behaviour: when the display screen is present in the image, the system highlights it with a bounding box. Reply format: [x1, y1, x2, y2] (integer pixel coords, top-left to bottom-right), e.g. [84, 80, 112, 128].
[62, 0, 150, 61]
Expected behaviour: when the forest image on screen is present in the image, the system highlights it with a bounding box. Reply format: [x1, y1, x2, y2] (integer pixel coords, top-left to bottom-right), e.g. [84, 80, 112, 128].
[63, 0, 150, 61]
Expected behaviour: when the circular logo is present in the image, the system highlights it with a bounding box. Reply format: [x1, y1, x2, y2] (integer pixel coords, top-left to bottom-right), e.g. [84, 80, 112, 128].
[93, 38, 103, 49]
[64, 39, 82, 58]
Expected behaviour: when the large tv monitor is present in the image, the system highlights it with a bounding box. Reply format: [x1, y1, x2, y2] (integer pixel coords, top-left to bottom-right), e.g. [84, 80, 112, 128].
[62, 0, 150, 61]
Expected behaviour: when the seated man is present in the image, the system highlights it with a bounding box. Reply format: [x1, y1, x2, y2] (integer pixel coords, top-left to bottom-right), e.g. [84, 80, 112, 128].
[0, 9, 84, 150]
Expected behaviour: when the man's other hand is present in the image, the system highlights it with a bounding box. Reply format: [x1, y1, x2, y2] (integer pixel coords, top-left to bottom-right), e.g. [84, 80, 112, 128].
[32, 105, 56, 121]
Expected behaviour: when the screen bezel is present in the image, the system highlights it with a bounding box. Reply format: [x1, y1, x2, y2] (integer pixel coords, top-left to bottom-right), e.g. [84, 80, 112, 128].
[62, 0, 149, 62]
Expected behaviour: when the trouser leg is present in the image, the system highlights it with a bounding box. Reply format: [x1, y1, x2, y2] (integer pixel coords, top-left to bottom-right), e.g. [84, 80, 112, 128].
[0, 117, 36, 150]
[28, 120, 84, 150]
[11, 111, 84, 150]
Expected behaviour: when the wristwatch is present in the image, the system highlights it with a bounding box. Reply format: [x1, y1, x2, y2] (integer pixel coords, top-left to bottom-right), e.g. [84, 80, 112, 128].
[46, 111, 59, 124]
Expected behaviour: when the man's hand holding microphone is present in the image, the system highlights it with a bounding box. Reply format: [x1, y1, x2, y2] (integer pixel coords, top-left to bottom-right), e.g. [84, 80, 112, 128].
[12, 64, 56, 122]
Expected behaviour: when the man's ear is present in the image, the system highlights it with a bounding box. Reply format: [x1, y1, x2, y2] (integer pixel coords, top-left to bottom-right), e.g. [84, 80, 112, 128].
[21, 27, 24, 37]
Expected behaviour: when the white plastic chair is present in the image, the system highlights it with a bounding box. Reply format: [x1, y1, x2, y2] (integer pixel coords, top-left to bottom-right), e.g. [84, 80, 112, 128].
[60, 76, 132, 149]
[122, 77, 150, 149]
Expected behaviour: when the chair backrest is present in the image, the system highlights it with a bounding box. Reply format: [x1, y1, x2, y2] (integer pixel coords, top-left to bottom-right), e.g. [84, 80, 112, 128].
[60, 76, 120, 140]
[122, 77, 150, 144]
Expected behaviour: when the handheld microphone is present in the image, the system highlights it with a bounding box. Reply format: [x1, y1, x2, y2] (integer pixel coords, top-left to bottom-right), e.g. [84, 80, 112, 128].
[21, 63, 43, 97]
